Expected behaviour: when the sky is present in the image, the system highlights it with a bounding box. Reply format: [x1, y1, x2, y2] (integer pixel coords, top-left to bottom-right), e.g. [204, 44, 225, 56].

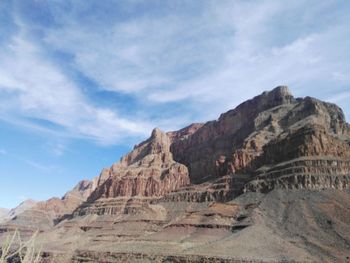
[0, 0, 349, 209]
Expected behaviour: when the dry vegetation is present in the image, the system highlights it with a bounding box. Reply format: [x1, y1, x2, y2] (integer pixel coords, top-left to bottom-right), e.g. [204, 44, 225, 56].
[0, 230, 41, 263]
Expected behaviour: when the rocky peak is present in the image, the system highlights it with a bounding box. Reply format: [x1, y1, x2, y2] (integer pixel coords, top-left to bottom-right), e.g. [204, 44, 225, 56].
[219, 86, 295, 121]
[149, 127, 171, 154]
[117, 128, 172, 168]
[86, 128, 190, 201]
[268, 85, 293, 100]
[63, 179, 98, 201]
[6, 199, 37, 220]
[151, 127, 162, 137]
[170, 86, 350, 182]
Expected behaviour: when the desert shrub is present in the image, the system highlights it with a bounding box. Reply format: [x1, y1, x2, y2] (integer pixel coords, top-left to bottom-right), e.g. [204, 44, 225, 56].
[0, 230, 41, 263]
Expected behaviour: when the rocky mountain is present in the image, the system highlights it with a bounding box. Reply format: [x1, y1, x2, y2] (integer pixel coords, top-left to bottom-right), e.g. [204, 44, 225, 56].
[0, 180, 98, 233]
[7, 199, 37, 218]
[0, 199, 37, 229]
[1, 86, 350, 262]
[170, 86, 350, 182]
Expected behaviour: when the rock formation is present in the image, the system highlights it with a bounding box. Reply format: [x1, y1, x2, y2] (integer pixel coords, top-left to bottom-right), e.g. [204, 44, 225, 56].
[170, 86, 350, 183]
[8, 199, 37, 218]
[89, 128, 190, 199]
[0, 179, 98, 233]
[1, 86, 350, 263]
[73, 127, 190, 217]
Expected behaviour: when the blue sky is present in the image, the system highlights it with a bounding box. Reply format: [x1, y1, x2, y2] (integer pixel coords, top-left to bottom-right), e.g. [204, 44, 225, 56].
[0, 0, 349, 209]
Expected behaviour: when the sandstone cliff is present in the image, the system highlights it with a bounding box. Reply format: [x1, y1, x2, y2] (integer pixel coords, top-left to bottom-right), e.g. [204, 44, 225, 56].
[170, 86, 350, 183]
[72, 128, 190, 217]
[87, 128, 190, 201]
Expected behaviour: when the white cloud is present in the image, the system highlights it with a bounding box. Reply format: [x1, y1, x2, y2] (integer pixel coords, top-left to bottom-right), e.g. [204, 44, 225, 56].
[22, 159, 56, 173]
[43, 5, 233, 95]
[0, 148, 57, 173]
[40, 1, 350, 118]
[0, 30, 153, 144]
[1, 0, 350, 144]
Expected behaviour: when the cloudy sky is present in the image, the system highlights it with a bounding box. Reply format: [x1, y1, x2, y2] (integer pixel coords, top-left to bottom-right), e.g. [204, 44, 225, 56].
[0, 0, 349, 208]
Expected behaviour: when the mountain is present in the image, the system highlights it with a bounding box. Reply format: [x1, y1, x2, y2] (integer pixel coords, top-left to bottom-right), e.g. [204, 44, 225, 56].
[1, 86, 350, 262]
[0, 199, 37, 229]
[0, 180, 97, 233]
[7, 199, 37, 218]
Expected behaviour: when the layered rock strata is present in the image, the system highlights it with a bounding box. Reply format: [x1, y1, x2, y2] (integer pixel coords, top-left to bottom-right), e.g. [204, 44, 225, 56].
[2, 86, 350, 263]
[170, 86, 350, 185]
[72, 128, 190, 217]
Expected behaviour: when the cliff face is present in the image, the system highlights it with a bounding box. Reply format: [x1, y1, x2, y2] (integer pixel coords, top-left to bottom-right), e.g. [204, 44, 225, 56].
[86, 128, 190, 202]
[170, 86, 350, 183]
[263, 125, 350, 164]
[169, 86, 294, 182]
[69, 128, 190, 218]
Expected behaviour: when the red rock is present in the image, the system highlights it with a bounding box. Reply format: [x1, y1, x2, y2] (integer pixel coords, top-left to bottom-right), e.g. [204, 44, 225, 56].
[88, 128, 190, 201]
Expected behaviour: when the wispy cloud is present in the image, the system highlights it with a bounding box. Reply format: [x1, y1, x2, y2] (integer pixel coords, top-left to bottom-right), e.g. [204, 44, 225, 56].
[328, 91, 350, 103]
[0, 0, 349, 145]
[21, 159, 55, 173]
[1, 148, 56, 173]
[42, 1, 350, 117]
[0, 23, 153, 144]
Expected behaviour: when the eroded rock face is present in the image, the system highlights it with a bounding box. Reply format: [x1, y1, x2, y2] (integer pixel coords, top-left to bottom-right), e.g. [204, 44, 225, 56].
[169, 86, 296, 182]
[263, 125, 350, 164]
[87, 128, 190, 202]
[170, 86, 350, 182]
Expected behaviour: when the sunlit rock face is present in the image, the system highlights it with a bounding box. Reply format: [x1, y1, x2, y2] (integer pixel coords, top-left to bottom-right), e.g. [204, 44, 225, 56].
[86, 128, 190, 202]
[170, 86, 350, 183]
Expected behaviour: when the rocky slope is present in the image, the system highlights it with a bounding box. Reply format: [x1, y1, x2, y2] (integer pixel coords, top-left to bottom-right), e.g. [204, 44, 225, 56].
[1, 86, 350, 262]
[0, 199, 37, 224]
[0, 180, 98, 233]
